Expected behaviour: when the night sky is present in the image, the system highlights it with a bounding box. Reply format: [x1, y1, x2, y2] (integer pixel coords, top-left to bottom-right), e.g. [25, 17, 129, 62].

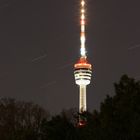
[0, 0, 140, 114]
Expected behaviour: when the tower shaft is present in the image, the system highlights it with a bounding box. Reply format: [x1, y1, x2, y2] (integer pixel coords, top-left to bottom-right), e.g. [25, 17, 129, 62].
[79, 85, 86, 113]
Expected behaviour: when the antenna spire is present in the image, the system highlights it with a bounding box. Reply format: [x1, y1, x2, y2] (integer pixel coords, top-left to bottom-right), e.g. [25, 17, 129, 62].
[80, 0, 86, 57]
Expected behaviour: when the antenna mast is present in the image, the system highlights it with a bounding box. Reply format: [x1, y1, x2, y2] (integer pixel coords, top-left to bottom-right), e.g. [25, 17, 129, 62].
[80, 0, 86, 57]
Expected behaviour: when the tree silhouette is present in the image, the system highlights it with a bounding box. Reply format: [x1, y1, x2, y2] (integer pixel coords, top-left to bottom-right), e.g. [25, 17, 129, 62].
[0, 98, 49, 140]
[99, 75, 140, 140]
[0, 75, 140, 140]
[40, 110, 78, 140]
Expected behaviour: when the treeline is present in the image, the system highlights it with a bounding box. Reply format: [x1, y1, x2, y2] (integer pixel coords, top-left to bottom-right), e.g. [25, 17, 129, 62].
[0, 75, 140, 140]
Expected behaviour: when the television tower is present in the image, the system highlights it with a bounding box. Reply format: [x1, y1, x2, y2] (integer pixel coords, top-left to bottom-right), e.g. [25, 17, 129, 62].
[74, 0, 92, 126]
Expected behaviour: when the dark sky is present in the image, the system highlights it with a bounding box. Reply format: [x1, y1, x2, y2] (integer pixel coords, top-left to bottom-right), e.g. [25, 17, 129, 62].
[0, 0, 140, 114]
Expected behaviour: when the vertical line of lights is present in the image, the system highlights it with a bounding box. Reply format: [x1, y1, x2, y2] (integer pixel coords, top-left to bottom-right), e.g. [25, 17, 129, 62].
[80, 0, 86, 57]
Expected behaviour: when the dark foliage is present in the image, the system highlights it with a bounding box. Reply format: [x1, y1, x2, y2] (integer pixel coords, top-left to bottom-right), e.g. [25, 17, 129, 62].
[0, 75, 140, 140]
[0, 98, 49, 140]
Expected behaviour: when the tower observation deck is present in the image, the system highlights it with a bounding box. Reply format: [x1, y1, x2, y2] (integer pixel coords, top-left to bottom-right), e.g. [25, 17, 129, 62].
[74, 0, 92, 126]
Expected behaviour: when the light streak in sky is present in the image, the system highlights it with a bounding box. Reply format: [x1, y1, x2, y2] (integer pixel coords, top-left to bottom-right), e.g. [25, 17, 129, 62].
[58, 62, 73, 70]
[40, 81, 56, 88]
[128, 44, 140, 50]
[0, 0, 13, 9]
[0, 4, 9, 9]
[31, 54, 47, 62]
[0, 72, 8, 78]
